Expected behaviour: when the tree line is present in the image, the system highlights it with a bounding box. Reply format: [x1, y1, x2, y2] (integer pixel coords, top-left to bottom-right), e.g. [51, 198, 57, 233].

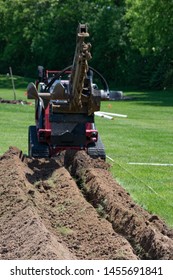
[0, 0, 173, 90]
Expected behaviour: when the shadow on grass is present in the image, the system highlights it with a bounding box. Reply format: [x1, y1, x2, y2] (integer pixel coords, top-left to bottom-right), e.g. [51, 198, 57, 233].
[125, 90, 173, 107]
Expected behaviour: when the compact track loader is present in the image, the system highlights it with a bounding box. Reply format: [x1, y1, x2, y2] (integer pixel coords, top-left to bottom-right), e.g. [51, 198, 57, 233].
[27, 24, 109, 160]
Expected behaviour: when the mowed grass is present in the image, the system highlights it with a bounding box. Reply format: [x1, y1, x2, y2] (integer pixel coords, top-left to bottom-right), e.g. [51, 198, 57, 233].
[0, 74, 173, 227]
[0, 103, 34, 154]
[96, 90, 173, 227]
[0, 75, 35, 154]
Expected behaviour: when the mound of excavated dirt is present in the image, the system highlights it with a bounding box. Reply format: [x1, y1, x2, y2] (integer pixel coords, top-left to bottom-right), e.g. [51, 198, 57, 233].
[0, 98, 31, 105]
[0, 147, 173, 260]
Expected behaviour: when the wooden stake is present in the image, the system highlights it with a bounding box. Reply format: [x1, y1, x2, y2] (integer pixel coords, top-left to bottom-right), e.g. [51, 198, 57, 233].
[9, 66, 16, 100]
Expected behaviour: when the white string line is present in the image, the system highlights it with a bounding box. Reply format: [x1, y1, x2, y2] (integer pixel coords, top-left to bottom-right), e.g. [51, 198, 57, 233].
[129, 162, 173, 166]
[114, 160, 173, 207]
[106, 155, 115, 162]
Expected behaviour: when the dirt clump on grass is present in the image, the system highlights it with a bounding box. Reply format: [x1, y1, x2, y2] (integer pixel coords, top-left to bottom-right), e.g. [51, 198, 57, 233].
[0, 98, 31, 105]
[0, 147, 173, 260]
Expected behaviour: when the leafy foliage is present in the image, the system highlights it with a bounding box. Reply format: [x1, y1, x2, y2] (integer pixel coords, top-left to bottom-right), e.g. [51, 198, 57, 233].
[126, 0, 173, 88]
[0, 0, 173, 89]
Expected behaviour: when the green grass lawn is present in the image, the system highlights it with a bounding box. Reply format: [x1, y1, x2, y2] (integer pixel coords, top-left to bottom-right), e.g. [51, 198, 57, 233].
[0, 75, 35, 154]
[96, 90, 173, 227]
[0, 75, 173, 227]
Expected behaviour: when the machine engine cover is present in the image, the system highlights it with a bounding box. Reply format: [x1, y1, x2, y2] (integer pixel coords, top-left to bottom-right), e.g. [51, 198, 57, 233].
[51, 122, 86, 146]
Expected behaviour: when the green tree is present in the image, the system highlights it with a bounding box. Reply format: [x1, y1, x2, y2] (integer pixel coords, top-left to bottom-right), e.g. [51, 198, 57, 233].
[0, 0, 147, 89]
[84, 0, 130, 86]
[125, 0, 173, 88]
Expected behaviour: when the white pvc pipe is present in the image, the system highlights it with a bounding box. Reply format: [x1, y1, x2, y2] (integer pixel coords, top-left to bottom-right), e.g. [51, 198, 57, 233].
[100, 111, 127, 118]
[95, 112, 113, 120]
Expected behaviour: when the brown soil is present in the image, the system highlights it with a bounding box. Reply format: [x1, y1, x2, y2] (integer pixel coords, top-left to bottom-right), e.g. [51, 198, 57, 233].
[0, 147, 173, 260]
[0, 98, 31, 105]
